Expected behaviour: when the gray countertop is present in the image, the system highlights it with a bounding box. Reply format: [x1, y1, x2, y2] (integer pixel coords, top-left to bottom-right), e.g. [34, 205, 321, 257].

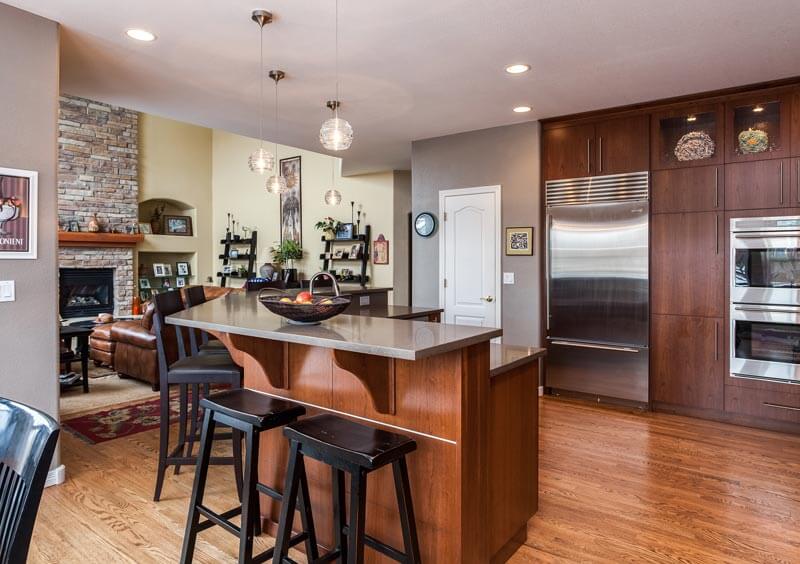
[489, 344, 546, 378]
[167, 293, 501, 361]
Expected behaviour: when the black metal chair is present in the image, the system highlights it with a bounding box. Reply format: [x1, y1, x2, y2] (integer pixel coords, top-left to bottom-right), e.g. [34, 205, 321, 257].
[0, 397, 59, 564]
[180, 388, 313, 564]
[151, 290, 244, 502]
[274, 414, 421, 564]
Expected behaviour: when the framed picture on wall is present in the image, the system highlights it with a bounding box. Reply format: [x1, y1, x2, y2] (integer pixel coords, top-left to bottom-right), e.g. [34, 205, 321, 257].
[164, 215, 193, 236]
[280, 156, 302, 246]
[0, 167, 38, 259]
[373, 234, 389, 265]
[505, 226, 534, 256]
[176, 262, 190, 276]
[175, 277, 186, 288]
[153, 263, 166, 277]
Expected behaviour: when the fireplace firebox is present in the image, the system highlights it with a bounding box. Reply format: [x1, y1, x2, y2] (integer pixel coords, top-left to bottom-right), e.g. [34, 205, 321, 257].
[59, 268, 114, 318]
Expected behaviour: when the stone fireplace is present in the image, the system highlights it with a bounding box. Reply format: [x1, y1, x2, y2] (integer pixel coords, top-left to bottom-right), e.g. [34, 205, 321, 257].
[59, 267, 114, 318]
[57, 94, 138, 316]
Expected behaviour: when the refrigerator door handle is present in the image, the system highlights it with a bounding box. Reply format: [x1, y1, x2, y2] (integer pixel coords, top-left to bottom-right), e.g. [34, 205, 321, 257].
[549, 340, 640, 353]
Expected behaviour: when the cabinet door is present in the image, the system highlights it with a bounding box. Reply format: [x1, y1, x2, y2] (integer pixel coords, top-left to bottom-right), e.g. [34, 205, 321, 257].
[652, 166, 723, 214]
[651, 314, 723, 410]
[651, 212, 724, 317]
[651, 103, 724, 170]
[542, 124, 595, 180]
[792, 157, 800, 207]
[725, 91, 793, 163]
[792, 89, 800, 157]
[595, 115, 649, 175]
[724, 159, 791, 210]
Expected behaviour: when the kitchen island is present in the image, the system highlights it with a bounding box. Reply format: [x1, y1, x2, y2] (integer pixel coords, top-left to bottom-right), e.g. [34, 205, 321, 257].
[168, 292, 541, 563]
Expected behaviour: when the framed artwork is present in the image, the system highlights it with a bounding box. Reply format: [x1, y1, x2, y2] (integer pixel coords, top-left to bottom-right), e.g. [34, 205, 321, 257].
[164, 215, 193, 236]
[0, 167, 38, 259]
[335, 223, 354, 239]
[222, 265, 232, 275]
[153, 263, 166, 277]
[229, 249, 239, 258]
[68, 220, 80, 233]
[162, 278, 171, 289]
[505, 226, 534, 256]
[373, 234, 389, 265]
[139, 278, 151, 289]
[138, 222, 152, 234]
[176, 262, 190, 276]
[349, 244, 362, 258]
[163, 264, 173, 276]
[175, 277, 186, 288]
[333, 248, 345, 259]
[280, 156, 302, 245]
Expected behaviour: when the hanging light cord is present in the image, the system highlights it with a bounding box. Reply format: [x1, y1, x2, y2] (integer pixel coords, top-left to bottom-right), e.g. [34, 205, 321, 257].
[274, 75, 280, 173]
[334, 0, 339, 117]
[258, 24, 264, 149]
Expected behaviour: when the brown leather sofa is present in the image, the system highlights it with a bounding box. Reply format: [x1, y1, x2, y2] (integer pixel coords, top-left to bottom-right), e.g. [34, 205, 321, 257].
[89, 323, 116, 367]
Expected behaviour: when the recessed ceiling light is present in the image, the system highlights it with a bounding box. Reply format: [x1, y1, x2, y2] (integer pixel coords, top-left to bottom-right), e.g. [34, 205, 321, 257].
[513, 106, 532, 113]
[126, 29, 156, 42]
[505, 64, 530, 74]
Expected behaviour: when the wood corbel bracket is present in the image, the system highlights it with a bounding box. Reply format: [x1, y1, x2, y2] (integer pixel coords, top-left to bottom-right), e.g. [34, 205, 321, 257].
[220, 332, 289, 389]
[332, 349, 396, 415]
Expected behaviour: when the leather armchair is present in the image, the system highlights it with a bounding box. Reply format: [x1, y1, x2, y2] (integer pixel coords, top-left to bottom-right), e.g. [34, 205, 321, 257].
[112, 301, 159, 390]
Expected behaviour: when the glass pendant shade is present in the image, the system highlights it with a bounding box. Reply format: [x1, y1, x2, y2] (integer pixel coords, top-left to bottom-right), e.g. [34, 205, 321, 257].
[266, 174, 288, 194]
[324, 189, 342, 205]
[320, 116, 353, 151]
[248, 147, 274, 174]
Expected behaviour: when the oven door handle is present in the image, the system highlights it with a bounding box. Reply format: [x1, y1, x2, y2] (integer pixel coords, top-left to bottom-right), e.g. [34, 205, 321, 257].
[733, 231, 800, 239]
[733, 305, 800, 314]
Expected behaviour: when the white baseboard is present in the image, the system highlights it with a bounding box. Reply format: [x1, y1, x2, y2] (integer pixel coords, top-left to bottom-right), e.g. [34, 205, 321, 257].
[45, 464, 65, 488]
[538, 385, 544, 397]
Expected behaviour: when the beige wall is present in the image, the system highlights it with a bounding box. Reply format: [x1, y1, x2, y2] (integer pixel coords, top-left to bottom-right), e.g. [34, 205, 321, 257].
[138, 114, 213, 284]
[211, 130, 396, 293]
[0, 5, 60, 451]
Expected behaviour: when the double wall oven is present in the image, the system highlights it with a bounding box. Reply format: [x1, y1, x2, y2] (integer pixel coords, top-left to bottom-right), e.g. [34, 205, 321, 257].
[731, 216, 800, 384]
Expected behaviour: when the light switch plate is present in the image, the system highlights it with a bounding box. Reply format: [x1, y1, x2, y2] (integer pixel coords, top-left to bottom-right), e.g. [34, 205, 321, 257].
[503, 272, 515, 285]
[0, 280, 15, 302]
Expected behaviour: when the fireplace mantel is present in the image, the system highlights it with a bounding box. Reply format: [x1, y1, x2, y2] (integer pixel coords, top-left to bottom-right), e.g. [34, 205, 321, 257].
[58, 232, 144, 248]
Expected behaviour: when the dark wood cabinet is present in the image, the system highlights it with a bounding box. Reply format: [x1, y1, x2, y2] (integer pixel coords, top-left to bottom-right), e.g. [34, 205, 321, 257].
[793, 89, 800, 157]
[594, 115, 650, 175]
[724, 159, 792, 210]
[652, 166, 723, 214]
[792, 157, 800, 206]
[651, 314, 723, 410]
[651, 212, 724, 318]
[542, 124, 595, 180]
[725, 91, 793, 163]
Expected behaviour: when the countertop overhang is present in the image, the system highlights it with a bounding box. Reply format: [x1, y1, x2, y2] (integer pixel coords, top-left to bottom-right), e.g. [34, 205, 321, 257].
[167, 293, 501, 360]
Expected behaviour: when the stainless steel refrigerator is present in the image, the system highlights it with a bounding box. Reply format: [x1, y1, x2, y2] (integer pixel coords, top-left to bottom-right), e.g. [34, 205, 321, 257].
[545, 172, 649, 404]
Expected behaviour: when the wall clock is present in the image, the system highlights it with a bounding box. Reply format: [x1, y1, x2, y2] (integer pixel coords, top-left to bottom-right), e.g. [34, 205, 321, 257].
[414, 212, 437, 237]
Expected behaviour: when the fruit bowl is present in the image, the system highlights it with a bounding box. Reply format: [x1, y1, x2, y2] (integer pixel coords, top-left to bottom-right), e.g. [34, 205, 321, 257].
[258, 292, 351, 325]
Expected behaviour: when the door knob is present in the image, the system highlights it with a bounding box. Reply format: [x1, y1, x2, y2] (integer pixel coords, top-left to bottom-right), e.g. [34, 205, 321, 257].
[481, 296, 494, 302]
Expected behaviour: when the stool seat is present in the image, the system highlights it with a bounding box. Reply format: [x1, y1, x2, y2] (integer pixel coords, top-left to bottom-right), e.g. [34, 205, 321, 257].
[198, 339, 229, 355]
[285, 414, 417, 470]
[201, 389, 306, 429]
[168, 355, 241, 383]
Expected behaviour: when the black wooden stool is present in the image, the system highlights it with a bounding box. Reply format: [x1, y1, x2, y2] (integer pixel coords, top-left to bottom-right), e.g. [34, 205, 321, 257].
[180, 388, 318, 564]
[273, 414, 421, 564]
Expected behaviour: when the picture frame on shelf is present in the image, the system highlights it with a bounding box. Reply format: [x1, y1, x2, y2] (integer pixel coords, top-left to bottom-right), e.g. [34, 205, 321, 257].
[153, 263, 166, 277]
[138, 222, 152, 234]
[163, 264, 173, 277]
[162, 279, 171, 289]
[67, 220, 80, 233]
[163, 215, 193, 236]
[222, 265, 232, 275]
[0, 167, 38, 259]
[333, 248, 344, 259]
[349, 243, 362, 259]
[176, 262, 190, 276]
[229, 249, 239, 258]
[505, 226, 534, 256]
[335, 223, 354, 239]
[139, 278, 151, 289]
[175, 277, 186, 288]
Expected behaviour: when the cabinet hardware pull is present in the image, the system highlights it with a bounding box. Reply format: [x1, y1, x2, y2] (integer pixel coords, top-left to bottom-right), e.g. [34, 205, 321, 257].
[714, 167, 719, 208]
[549, 340, 639, 353]
[598, 137, 603, 173]
[797, 160, 799, 203]
[714, 322, 719, 361]
[715, 214, 719, 254]
[763, 402, 800, 412]
[586, 139, 591, 175]
[780, 161, 784, 204]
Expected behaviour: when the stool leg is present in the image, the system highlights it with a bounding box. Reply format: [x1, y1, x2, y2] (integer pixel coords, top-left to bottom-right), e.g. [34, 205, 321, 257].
[186, 383, 200, 460]
[331, 468, 347, 563]
[238, 427, 259, 564]
[179, 409, 217, 564]
[393, 458, 421, 564]
[347, 469, 367, 564]
[272, 441, 302, 564]
[296, 454, 319, 560]
[154, 383, 171, 501]
[175, 384, 189, 475]
[232, 429, 244, 501]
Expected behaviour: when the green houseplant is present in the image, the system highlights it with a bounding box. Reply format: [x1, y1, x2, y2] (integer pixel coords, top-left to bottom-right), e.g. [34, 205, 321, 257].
[314, 217, 341, 240]
[271, 240, 303, 282]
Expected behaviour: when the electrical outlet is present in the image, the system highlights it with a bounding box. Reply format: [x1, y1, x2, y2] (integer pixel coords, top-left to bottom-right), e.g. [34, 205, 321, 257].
[503, 272, 515, 285]
[0, 280, 15, 302]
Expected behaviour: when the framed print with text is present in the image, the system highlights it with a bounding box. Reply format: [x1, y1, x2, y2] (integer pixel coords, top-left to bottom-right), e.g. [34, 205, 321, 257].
[0, 167, 37, 259]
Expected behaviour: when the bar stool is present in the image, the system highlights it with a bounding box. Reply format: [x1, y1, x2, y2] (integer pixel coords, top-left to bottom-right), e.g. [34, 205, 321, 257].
[183, 286, 231, 356]
[180, 388, 315, 564]
[151, 291, 244, 502]
[273, 414, 421, 564]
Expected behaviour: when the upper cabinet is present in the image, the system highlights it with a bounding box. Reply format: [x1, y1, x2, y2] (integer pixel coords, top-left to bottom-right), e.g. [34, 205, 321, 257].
[651, 103, 724, 170]
[792, 89, 800, 157]
[542, 115, 649, 180]
[725, 91, 793, 163]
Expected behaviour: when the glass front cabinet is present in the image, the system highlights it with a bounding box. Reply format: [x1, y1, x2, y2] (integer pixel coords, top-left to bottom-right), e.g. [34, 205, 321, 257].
[651, 103, 724, 169]
[725, 91, 793, 163]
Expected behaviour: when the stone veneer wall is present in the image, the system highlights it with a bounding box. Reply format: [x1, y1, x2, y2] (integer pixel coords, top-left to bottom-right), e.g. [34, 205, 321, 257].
[57, 94, 139, 316]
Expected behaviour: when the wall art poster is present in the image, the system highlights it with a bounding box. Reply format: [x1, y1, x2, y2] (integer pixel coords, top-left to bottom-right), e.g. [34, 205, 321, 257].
[280, 156, 302, 246]
[0, 168, 38, 259]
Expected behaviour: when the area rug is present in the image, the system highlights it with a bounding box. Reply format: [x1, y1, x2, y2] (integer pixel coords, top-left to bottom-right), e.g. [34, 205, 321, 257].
[62, 390, 200, 445]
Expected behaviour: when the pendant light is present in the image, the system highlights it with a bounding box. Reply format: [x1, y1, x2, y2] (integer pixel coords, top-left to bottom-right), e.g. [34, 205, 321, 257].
[324, 158, 342, 205]
[248, 10, 275, 174]
[320, 0, 353, 151]
[266, 70, 288, 194]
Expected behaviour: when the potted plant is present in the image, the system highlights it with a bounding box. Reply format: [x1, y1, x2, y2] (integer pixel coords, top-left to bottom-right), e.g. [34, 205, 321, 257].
[271, 240, 303, 283]
[315, 217, 341, 240]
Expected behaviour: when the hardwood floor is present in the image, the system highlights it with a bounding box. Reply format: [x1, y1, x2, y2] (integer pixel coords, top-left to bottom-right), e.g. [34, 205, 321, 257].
[31, 398, 800, 563]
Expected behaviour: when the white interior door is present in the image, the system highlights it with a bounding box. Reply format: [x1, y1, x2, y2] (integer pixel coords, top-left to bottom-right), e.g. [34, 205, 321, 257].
[440, 187, 500, 328]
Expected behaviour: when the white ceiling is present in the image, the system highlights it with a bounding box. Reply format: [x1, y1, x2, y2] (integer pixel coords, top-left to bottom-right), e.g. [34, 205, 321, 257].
[7, 0, 800, 174]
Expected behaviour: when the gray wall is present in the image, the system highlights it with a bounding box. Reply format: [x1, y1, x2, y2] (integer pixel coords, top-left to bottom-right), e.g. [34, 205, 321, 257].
[392, 170, 411, 306]
[411, 121, 541, 346]
[0, 4, 60, 447]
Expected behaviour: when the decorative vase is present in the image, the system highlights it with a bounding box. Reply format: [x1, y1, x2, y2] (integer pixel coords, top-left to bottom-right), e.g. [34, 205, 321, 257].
[324, 230, 335, 241]
[87, 215, 100, 233]
[151, 219, 161, 234]
[259, 263, 276, 280]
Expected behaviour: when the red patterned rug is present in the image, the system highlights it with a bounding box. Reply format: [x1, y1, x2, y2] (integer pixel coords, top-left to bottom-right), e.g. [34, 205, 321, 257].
[62, 391, 202, 445]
